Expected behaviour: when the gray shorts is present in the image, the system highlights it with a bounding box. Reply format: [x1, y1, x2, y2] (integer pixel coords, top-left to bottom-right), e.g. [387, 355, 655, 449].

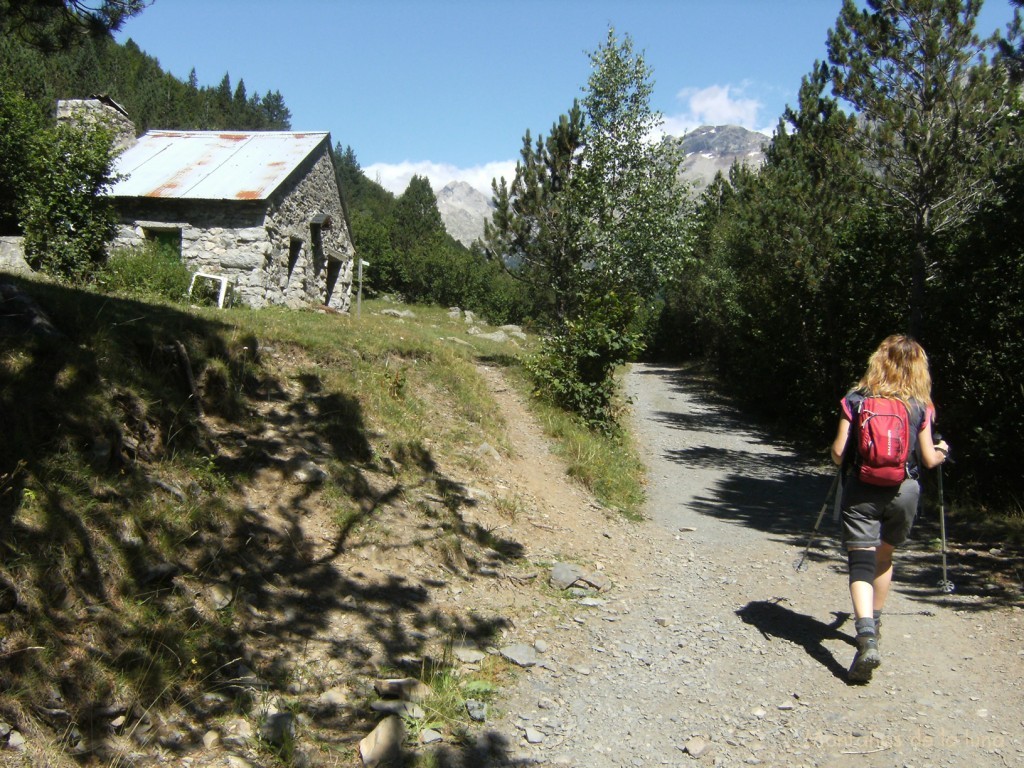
[840, 477, 920, 549]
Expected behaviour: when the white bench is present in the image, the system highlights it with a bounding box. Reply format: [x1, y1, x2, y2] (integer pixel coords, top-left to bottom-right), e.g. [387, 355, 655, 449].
[188, 272, 232, 308]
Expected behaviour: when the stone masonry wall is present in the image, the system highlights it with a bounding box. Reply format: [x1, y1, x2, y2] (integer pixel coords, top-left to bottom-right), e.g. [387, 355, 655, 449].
[111, 201, 277, 307]
[56, 99, 137, 155]
[264, 148, 355, 311]
[0, 236, 30, 275]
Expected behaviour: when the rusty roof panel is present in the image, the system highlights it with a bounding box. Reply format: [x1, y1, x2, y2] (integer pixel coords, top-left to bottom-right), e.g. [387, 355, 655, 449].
[110, 131, 329, 201]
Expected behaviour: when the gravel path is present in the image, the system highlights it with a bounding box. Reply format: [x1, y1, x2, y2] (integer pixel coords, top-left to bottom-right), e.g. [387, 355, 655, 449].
[490, 362, 1023, 768]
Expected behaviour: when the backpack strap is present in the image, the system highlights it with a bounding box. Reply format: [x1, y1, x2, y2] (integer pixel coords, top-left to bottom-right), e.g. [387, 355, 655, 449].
[846, 393, 866, 471]
[905, 399, 925, 479]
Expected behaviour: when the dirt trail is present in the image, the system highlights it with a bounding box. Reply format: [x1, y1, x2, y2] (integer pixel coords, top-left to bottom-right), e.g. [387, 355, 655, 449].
[487, 362, 1023, 768]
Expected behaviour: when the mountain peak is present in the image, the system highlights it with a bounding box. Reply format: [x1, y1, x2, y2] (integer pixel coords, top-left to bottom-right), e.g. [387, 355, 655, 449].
[438, 180, 478, 196]
[673, 124, 767, 191]
[435, 181, 495, 246]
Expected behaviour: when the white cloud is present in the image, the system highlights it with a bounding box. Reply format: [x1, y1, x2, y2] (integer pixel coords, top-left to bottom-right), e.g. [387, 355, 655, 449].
[363, 159, 516, 197]
[662, 84, 774, 138]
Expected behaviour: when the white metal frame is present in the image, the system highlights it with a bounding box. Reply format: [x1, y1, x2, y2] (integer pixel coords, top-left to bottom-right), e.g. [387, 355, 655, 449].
[188, 271, 231, 308]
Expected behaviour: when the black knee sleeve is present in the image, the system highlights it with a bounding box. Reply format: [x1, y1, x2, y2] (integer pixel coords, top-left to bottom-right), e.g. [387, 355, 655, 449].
[848, 549, 876, 585]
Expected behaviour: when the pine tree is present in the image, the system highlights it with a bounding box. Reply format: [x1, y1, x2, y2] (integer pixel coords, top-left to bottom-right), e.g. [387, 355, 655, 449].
[392, 175, 443, 253]
[1, 0, 146, 53]
[213, 72, 232, 126]
[259, 90, 291, 130]
[232, 77, 247, 126]
[827, 0, 1013, 334]
[483, 102, 585, 323]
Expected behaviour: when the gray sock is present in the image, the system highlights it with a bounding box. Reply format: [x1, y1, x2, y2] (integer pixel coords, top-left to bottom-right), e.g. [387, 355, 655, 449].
[855, 617, 876, 636]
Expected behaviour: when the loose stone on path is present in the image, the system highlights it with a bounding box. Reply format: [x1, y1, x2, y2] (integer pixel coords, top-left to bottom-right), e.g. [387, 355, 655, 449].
[500, 643, 540, 667]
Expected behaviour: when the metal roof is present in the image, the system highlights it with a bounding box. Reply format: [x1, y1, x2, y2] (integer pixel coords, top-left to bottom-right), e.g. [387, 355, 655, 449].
[109, 130, 330, 201]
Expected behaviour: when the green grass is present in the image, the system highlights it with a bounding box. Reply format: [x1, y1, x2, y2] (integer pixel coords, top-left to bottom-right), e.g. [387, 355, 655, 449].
[0, 275, 646, 765]
[406, 648, 513, 763]
[506, 366, 647, 519]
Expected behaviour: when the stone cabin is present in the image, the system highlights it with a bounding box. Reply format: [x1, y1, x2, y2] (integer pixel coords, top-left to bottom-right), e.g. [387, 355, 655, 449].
[109, 128, 356, 310]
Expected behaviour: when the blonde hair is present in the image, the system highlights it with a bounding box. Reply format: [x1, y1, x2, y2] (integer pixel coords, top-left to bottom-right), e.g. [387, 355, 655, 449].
[857, 334, 933, 406]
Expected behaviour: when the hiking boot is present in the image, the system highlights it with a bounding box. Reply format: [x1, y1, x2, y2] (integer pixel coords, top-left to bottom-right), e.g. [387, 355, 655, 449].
[848, 634, 881, 683]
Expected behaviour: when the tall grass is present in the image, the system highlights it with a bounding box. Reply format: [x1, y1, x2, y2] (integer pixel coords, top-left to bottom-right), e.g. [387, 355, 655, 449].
[95, 241, 192, 302]
[503, 366, 647, 519]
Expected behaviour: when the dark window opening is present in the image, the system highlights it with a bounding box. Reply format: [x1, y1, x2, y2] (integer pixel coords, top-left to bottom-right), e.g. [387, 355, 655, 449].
[325, 258, 341, 305]
[288, 237, 302, 278]
[309, 220, 327, 277]
[142, 227, 182, 260]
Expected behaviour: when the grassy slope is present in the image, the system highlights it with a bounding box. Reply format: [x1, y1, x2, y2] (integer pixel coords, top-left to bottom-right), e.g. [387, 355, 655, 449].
[0, 275, 644, 764]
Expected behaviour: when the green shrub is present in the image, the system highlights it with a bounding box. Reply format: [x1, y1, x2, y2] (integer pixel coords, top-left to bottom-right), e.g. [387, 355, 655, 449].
[21, 122, 118, 282]
[0, 78, 44, 235]
[527, 293, 642, 431]
[98, 241, 192, 302]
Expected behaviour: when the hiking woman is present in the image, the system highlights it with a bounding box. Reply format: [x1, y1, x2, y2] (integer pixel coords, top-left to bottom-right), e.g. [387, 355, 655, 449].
[830, 334, 949, 683]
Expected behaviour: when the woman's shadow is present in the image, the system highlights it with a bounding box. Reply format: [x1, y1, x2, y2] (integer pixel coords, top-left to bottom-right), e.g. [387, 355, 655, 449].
[736, 598, 855, 682]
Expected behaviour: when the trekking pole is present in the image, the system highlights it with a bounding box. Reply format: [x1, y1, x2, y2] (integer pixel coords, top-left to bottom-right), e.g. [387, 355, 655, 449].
[936, 448, 955, 594]
[794, 466, 842, 572]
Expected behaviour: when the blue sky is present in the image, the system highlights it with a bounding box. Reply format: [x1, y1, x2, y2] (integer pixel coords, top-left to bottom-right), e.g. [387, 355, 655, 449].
[115, 0, 1018, 195]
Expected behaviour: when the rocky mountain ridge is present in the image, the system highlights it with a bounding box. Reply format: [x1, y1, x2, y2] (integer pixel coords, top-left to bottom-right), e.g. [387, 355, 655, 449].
[672, 124, 768, 191]
[436, 125, 768, 244]
[435, 180, 494, 247]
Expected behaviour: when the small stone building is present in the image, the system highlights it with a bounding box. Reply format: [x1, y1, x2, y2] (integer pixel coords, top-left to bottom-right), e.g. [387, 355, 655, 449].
[109, 129, 356, 310]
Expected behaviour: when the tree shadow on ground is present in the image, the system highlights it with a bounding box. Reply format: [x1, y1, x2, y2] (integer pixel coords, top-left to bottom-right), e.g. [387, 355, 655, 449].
[410, 732, 535, 767]
[635, 365, 830, 543]
[884, 524, 1024, 612]
[736, 599, 852, 682]
[0, 277, 529, 762]
[636, 364, 1023, 612]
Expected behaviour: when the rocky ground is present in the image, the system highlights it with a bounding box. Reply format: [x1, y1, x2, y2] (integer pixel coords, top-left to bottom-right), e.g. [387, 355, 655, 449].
[475, 362, 1023, 768]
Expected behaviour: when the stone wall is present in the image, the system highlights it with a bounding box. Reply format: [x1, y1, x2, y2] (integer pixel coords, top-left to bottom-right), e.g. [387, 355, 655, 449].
[264, 148, 355, 311]
[111, 144, 355, 310]
[0, 236, 30, 274]
[111, 201, 275, 306]
[56, 98, 137, 155]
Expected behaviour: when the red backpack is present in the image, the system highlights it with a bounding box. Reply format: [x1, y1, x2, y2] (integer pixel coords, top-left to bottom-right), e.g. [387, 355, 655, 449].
[853, 397, 911, 486]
